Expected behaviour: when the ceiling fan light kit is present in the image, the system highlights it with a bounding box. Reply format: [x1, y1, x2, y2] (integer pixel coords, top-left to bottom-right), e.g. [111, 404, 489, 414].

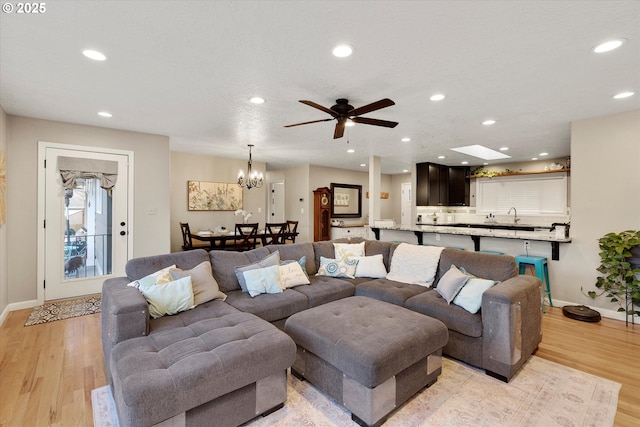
[285, 98, 398, 139]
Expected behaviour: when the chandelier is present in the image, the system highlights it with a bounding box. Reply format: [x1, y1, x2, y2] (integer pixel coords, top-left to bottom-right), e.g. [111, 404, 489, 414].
[237, 144, 263, 190]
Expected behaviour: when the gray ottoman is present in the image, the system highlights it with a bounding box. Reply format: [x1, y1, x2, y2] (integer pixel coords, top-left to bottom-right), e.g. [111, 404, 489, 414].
[284, 296, 448, 427]
[110, 312, 296, 427]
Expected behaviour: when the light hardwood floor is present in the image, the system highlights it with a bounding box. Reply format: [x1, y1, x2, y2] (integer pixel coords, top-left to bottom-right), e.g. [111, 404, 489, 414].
[0, 306, 638, 427]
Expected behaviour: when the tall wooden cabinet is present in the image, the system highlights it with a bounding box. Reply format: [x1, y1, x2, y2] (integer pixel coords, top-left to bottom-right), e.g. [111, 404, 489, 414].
[313, 187, 332, 242]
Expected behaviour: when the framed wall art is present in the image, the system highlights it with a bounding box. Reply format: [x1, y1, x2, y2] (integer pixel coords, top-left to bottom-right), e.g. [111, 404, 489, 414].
[187, 181, 243, 211]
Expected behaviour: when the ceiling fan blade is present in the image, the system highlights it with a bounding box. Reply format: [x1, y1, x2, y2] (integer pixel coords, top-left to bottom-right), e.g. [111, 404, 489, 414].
[284, 118, 333, 128]
[334, 118, 347, 139]
[299, 100, 337, 117]
[348, 98, 395, 116]
[351, 116, 399, 128]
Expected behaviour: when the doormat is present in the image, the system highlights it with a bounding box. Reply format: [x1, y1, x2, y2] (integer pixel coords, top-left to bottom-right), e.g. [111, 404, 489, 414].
[24, 294, 101, 326]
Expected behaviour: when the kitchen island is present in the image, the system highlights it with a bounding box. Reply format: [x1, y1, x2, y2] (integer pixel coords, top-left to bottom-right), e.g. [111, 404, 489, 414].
[370, 223, 571, 260]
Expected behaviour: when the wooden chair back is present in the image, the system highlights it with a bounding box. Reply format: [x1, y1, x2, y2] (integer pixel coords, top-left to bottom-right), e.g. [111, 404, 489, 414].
[285, 220, 299, 243]
[265, 222, 287, 245]
[234, 223, 259, 251]
[179, 222, 194, 250]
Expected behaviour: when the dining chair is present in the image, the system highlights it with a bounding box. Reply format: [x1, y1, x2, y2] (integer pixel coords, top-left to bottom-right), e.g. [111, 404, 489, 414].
[285, 220, 299, 243]
[179, 222, 210, 251]
[264, 222, 287, 245]
[230, 223, 259, 251]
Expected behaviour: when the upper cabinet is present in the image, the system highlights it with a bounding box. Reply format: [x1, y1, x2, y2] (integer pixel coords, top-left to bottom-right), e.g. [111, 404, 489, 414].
[416, 162, 470, 206]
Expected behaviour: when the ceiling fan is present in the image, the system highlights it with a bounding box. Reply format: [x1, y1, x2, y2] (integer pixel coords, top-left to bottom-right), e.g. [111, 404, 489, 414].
[284, 98, 398, 139]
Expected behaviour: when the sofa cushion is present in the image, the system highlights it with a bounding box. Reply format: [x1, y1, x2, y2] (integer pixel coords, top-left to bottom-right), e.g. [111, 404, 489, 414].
[435, 264, 469, 304]
[317, 256, 358, 279]
[355, 278, 429, 306]
[405, 290, 483, 337]
[364, 240, 396, 271]
[209, 247, 270, 293]
[234, 251, 281, 292]
[266, 242, 316, 275]
[436, 249, 516, 284]
[312, 241, 337, 273]
[290, 276, 355, 308]
[170, 261, 227, 305]
[224, 289, 308, 322]
[149, 300, 241, 334]
[126, 249, 210, 281]
[386, 243, 444, 286]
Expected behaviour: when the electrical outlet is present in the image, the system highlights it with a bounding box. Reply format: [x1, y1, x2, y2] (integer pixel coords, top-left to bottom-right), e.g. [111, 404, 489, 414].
[435, 233, 441, 241]
[524, 240, 530, 250]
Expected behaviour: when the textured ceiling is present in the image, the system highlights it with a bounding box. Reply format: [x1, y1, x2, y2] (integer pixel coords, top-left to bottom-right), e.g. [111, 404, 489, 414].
[1, 1, 639, 174]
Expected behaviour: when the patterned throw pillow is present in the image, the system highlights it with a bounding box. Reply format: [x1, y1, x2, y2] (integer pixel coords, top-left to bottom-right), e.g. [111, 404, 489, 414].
[334, 242, 365, 261]
[316, 256, 359, 279]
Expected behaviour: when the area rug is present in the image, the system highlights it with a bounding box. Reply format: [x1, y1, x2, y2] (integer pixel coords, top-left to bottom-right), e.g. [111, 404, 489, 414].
[92, 356, 620, 427]
[24, 294, 101, 326]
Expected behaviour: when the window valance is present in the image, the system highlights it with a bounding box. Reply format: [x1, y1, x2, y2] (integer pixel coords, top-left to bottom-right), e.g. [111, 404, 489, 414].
[57, 156, 118, 196]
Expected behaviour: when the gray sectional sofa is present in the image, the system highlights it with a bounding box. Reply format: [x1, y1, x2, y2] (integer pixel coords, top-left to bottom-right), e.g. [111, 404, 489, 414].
[102, 238, 543, 427]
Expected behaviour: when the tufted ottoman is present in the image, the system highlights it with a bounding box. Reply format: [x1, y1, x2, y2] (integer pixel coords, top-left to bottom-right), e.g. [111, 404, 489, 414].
[284, 296, 448, 427]
[110, 312, 296, 427]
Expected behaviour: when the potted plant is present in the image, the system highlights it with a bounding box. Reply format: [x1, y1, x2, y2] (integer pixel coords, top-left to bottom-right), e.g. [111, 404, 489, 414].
[586, 230, 640, 324]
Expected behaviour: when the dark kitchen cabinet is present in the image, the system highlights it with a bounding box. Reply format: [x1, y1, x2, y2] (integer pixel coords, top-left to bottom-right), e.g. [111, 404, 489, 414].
[416, 162, 469, 206]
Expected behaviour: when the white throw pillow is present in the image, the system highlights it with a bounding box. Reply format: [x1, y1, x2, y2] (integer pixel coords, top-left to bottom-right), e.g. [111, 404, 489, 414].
[453, 277, 498, 314]
[353, 254, 387, 278]
[140, 276, 195, 318]
[386, 243, 444, 287]
[127, 264, 176, 291]
[242, 265, 283, 297]
[316, 256, 359, 279]
[235, 251, 281, 292]
[279, 262, 310, 289]
[435, 264, 470, 304]
[334, 242, 365, 261]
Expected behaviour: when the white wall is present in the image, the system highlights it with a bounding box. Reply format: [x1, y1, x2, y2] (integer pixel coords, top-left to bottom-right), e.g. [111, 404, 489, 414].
[6, 115, 171, 304]
[0, 106, 8, 319]
[266, 164, 311, 243]
[170, 151, 268, 253]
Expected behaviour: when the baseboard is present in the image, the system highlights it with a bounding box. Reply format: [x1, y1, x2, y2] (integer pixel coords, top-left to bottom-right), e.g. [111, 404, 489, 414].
[0, 299, 38, 327]
[551, 299, 634, 322]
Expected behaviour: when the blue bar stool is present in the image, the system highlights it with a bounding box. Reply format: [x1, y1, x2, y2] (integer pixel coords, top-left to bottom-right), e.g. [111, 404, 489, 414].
[515, 255, 552, 312]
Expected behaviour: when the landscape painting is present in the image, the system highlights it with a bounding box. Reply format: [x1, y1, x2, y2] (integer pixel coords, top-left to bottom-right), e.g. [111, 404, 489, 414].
[188, 181, 242, 211]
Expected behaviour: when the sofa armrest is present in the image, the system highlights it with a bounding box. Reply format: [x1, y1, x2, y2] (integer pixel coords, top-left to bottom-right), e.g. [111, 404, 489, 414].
[481, 275, 542, 382]
[101, 277, 150, 382]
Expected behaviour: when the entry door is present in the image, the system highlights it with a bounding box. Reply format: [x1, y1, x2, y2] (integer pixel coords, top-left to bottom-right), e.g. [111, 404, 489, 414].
[43, 147, 130, 301]
[401, 182, 412, 228]
[269, 182, 285, 223]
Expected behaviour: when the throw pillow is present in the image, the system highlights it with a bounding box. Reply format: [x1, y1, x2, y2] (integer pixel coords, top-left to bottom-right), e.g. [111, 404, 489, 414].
[453, 277, 498, 314]
[279, 261, 310, 289]
[353, 254, 387, 278]
[280, 256, 308, 277]
[235, 251, 281, 293]
[386, 243, 444, 287]
[435, 264, 470, 304]
[127, 264, 176, 291]
[242, 265, 283, 297]
[140, 276, 195, 318]
[169, 261, 226, 305]
[316, 256, 358, 279]
[334, 242, 365, 261]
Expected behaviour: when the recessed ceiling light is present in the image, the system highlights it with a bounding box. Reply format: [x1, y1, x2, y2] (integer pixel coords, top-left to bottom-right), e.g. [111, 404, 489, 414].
[438, 155, 445, 159]
[97, 111, 112, 118]
[82, 49, 107, 61]
[532, 157, 538, 161]
[430, 94, 445, 101]
[482, 119, 496, 126]
[401, 137, 411, 142]
[591, 39, 626, 53]
[451, 144, 511, 160]
[332, 44, 353, 58]
[249, 97, 265, 104]
[402, 169, 409, 173]
[360, 163, 367, 167]
[499, 147, 509, 151]
[483, 162, 489, 165]
[347, 149, 355, 153]
[461, 161, 469, 165]
[540, 152, 549, 156]
[613, 91, 635, 99]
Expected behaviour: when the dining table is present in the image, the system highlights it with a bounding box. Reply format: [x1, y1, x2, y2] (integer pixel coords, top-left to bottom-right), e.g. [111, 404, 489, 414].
[190, 229, 298, 250]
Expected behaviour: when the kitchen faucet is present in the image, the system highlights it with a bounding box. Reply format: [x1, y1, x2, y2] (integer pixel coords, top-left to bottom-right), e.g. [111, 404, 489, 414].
[508, 207, 520, 224]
